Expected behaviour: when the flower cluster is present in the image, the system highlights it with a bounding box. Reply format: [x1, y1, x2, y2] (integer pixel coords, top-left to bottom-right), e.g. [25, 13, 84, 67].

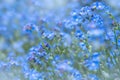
[0, 0, 120, 80]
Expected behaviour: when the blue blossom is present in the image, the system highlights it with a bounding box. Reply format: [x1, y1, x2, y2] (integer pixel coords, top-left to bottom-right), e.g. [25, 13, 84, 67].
[23, 23, 38, 33]
[75, 30, 83, 38]
[84, 52, 100, 71]
[80, 6, 92, 16]
[91, 14, 103, 25]
[91, 2, 106, 10]
[71, 69, 82, 80]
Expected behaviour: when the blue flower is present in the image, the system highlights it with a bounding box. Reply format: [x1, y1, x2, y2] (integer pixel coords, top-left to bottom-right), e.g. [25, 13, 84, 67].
[75, 30, 83, 38]
[23, 23, 38, 33]
[84, 52, 100, 71]
[91, 2, 106, 10]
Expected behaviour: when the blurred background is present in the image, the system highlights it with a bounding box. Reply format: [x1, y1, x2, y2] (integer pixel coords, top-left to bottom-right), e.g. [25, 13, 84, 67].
[0, 0, 120, 80]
